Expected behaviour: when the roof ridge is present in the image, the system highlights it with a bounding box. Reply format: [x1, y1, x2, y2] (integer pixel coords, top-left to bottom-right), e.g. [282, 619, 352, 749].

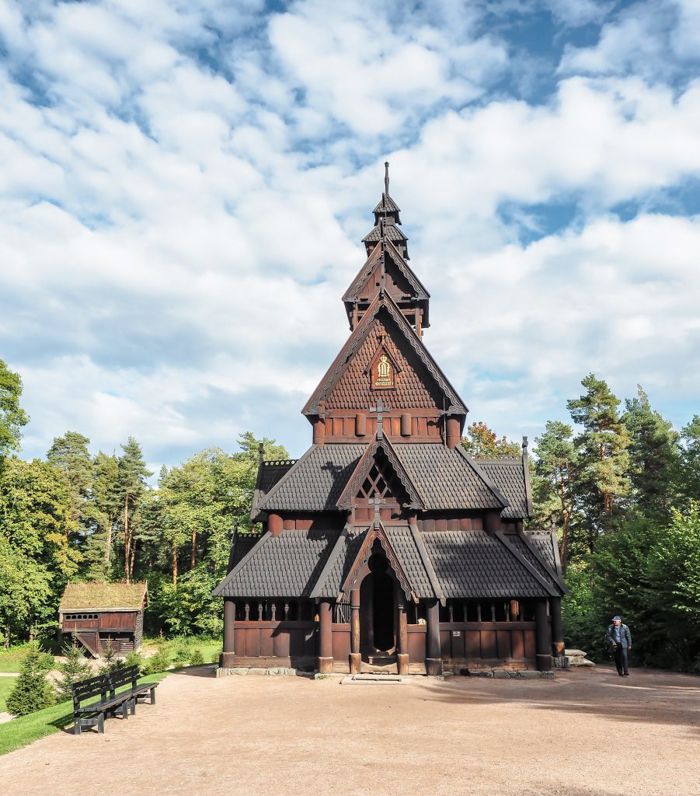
[255, 445, 316, 513]
[494, 532, 561, 597]
[454, 445, 508, 508]
[211, 531, 272, 597]
[302, 291, 467, 416]
[517, 530, 567, 591]
[309, 527, 349, 599]
[409, 522, 444, 604]
[336, 433, 425, 510]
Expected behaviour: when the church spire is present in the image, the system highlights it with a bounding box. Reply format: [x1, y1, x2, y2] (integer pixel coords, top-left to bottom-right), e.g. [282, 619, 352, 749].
[362, 161, 408, 260]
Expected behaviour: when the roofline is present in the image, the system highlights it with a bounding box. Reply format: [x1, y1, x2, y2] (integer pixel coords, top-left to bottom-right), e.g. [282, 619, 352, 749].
[336, 433, 425, 511]
[342, 239, 430, 304]
[255, 445, 317, 513]
[495, 532, 561, 597]
[522, 451, 534, 518]
[519, 530, 568, 593]
[212, 531, 272, 597]
[59, 606, 144, 613]
[309, 527, 350, 599]
[409, 521, 444, 604]
[302, 290, 467, 416]
[454, 446, 508, 509]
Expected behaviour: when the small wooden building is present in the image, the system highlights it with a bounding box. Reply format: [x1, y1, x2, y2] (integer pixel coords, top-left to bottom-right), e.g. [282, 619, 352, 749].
[58, 582, 148, 657]
[214, 166, 567, 676]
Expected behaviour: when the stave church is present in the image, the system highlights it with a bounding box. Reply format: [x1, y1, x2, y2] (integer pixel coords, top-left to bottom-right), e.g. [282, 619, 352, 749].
[213, 166, 566, 676]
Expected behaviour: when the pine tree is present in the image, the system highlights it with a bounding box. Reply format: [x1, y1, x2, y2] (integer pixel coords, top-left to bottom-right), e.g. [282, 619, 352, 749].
[679, 416, 700, 510]
[47, 431, 93, 543]
[623, 387, 680, 520]
[567, 374, 630, 552]
[116, 438, 152, 583]
[55, 638, 93, 702]
[6, 646, 55, 716]
[533, 421, 578, 570]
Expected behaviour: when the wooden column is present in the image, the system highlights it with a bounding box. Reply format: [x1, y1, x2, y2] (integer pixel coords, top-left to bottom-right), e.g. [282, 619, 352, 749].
[220, 598, 236, 668]
[350, 588, 361, 674]
[446, 417, 460, 449]
[318, 600, 333, 674]
[268, 513, 283, 537]
[535, 599, 552, 672]
[425, 599, 442, 676]
[396, 590, 409, 675]
[550, 596, 565, 658]
[313, 417, 325, 445]
[484, 510, 501, 535]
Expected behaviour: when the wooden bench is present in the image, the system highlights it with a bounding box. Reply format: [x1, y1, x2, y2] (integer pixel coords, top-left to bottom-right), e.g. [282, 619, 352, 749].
[71, 666, 158, 735]
[107, 664, 158, 715]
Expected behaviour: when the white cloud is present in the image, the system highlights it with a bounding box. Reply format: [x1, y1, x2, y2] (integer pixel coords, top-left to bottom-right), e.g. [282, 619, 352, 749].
[0, 0, 698, 467]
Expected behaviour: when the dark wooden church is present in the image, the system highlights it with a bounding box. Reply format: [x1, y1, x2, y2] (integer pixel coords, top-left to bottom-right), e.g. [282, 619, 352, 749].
[214, 166, 566, 676]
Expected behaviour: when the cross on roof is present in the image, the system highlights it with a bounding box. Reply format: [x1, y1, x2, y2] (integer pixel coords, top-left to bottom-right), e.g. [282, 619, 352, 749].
[370, 397, 391, 438]
[370, 496, 384, 529]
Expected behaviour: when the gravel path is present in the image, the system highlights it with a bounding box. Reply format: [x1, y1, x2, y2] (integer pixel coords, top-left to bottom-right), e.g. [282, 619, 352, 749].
[0, 665, 697, 796]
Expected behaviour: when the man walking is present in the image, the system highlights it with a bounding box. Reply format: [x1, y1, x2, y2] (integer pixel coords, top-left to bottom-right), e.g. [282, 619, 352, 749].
[606, 615, 632, 676]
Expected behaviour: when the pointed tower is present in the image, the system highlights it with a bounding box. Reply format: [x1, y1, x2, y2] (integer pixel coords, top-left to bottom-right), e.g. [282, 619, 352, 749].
[344, 164, 430, 333]
[214, 167, 566, 678]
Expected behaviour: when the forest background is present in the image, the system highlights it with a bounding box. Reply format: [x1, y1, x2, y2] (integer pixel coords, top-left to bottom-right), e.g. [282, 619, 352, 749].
[1, 359, 698, 671]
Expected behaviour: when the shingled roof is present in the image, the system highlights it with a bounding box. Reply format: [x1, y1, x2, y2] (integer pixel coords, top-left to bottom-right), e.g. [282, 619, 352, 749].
[303, 291, 467, 417]
[213, 525, 565, 601]
[213, 529, 342, 598]
[363, 223, 408, 244]
[255, 442, 506, 515]
[421, 531, 554, 599]
[342, 239, 429, 304]
[59, 582, 148, 611]
[474, 458, 532, 519]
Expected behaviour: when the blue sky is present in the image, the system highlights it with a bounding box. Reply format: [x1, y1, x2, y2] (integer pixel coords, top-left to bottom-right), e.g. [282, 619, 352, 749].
[1, 0, 699, 470]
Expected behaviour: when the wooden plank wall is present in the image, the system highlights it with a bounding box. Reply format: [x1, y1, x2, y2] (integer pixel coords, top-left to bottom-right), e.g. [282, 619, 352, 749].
[439, 622, 539, 662]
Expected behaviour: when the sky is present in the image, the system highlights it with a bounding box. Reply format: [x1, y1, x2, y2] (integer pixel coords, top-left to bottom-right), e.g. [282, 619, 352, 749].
[1, 0, 699, 472]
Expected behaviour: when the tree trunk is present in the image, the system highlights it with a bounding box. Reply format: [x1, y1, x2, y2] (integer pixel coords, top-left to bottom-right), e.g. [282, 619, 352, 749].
[124, 495, 130, 584]
[129, 537, 137, 583]
[3, 621, 9, 650]
[104, 514, 113, 567]
[191, 528, 196, 569]
[172, 541, 178, 588]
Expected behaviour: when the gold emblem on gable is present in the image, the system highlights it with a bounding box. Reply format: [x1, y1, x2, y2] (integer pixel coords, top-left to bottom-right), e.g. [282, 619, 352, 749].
[373, 354, 394, 389]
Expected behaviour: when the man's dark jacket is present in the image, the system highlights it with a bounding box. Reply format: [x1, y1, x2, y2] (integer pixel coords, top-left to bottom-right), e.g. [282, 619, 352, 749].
[606, 623, 632, 649]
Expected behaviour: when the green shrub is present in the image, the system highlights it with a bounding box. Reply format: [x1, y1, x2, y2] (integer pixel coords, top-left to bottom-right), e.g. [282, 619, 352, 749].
[144, 648, 171, 675]
[55, 640, 93, 703]
[6, 647, 55, 716]
[188, 648, 204, 666]
[173, 644, 190, 664]
[125, 651, 145, 672]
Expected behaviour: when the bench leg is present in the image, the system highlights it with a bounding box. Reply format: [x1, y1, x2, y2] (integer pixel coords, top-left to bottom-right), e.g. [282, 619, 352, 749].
[74, 718, 82, 736]
[150, 687, 156, 705]
[121, 701, 128, 720]
[130, 697, 136, 715]
[97, 712, 105, 734]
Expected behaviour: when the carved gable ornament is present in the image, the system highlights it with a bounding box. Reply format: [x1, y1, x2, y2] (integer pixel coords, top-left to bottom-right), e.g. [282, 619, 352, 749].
[366, 344, 400, 391]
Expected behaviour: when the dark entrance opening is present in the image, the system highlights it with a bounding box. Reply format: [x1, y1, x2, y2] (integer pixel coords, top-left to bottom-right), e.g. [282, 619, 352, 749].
[360, 551, 396, 657]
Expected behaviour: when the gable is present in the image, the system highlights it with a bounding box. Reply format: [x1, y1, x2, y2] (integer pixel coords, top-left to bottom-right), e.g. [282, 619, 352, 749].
[343, 242, 428, 304]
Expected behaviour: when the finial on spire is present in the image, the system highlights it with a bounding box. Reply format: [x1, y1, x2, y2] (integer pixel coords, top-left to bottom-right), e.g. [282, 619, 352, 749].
[384, 161, 390, 195]
[522, 435, 529, 456]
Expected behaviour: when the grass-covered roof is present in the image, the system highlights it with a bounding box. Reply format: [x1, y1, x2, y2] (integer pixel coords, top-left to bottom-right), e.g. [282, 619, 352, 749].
[59, 582, 148, 610]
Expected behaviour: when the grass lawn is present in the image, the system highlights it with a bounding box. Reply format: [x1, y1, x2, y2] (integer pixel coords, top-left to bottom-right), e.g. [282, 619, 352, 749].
[0, 645, 35, 673]
[0, 671, 170, 757]
[142, 635, 222, 665]
[0, 678, 16, 712]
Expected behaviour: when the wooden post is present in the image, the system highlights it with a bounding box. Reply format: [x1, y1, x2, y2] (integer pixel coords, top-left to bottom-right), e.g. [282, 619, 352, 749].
[397, 590, 409, 675]
[400, 413, 411, 437]
[356, 412, 366, 437]
[484, 510, 501, 535]
[550, 597, 565, 658]
[446, 417, 460, 448]
[425, 599, 442, 676]
[268, 513, 283, 537]
[350, 588, 361, 674]
[220, 598, 235, 668]
[318, 601, 333, 674]
[535, 599, 552, 672]
[313, 417, 325, 445]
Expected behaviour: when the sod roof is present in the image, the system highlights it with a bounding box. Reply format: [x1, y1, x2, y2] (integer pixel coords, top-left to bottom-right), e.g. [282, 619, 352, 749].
[59, 582, 148, 610]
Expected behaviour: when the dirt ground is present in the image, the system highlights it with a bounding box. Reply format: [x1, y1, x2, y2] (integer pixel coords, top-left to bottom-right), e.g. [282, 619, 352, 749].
[0, 665, 698, 796]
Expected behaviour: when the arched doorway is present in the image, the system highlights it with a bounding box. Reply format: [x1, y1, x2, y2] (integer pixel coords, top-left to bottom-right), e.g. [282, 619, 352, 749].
[359, 550, 396, 660]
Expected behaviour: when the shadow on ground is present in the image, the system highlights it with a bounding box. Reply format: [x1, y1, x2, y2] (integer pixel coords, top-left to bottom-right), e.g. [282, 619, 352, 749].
[423, 666, 700, 733]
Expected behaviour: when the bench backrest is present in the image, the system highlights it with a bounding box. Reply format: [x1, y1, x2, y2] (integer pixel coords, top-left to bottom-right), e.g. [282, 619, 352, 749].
[107, 664, 140, 694]
[72, 673, 109, 709]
